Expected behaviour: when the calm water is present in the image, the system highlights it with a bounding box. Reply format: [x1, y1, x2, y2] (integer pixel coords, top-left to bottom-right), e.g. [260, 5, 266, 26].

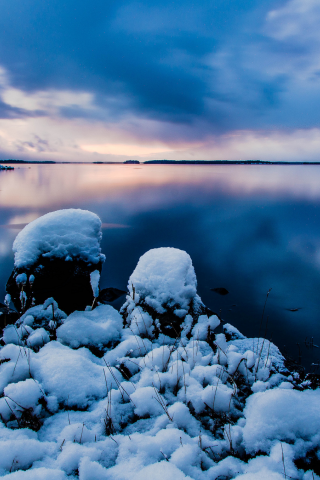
[1, 163, 320, 370]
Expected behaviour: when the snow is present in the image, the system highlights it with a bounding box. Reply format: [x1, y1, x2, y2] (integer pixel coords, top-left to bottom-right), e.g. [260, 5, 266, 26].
[0, 379, 43, 422]
[242, 388, 320, 453]
[223, 323, 246, 340]
[56, 304, 122, 349]
[0, 244, 319, 479]
[15, 273, 27, 286]
[4, 294, 11, 307]
[124, 247, 199, 314]
[191, 314, 220, 340]
[132, 461, 193, 480]
[90, 270, 100, 298]
[13, 209, 105, 268]
[32, 341, 123, 408]
[0, 469, 68, 480]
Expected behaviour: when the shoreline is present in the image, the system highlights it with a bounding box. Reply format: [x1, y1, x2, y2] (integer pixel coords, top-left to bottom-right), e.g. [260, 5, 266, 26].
[1, 160, 320, 165]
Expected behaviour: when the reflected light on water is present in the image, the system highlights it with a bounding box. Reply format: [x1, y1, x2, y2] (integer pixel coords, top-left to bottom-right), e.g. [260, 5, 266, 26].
[1, 164, 320, 209]
[0, 163, 320, 369]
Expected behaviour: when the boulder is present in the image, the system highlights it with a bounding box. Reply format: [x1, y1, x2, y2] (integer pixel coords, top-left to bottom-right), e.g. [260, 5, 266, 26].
[121, 247, 216, 338]
[6, 209, 105, 314]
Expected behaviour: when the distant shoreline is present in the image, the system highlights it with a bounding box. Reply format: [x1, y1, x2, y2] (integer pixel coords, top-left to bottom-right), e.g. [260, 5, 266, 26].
[1, 159, 320, 165]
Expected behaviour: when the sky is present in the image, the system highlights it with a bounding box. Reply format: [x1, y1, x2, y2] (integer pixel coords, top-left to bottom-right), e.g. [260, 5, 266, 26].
[0, 0, 320, 162]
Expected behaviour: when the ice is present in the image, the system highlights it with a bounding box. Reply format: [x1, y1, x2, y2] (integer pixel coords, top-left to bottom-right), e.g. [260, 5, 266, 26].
[90, 270, 100, 298]
[13, 209, 105, 268]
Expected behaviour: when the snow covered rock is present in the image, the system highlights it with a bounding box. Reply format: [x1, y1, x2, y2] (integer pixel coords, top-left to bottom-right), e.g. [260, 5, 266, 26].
[6, 209, 105, 314]
[121, 247, 216, 338]
[2, 300, 67, 349]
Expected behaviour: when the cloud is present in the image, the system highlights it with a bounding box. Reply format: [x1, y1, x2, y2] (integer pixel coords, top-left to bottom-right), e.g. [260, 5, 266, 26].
[266, 0, 320, 42]
[0, 0, 319, 160]
[0, 0, 285, 128]
[0, 99, 45, 119]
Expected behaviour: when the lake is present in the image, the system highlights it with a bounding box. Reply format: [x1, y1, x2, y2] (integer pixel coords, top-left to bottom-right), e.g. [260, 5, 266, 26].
[0, 163, 319, 370]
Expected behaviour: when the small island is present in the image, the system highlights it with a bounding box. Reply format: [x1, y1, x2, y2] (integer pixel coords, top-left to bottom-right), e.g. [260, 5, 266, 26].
[0, 164, 14, 170]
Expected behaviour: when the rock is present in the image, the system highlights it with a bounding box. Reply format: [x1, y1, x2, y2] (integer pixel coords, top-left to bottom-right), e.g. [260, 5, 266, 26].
[223, 323, 246, 341]
[302, 373, 320, 390]
[6, 209, 105, 314]
[211, 287, 229, 295]
[0, 164, 14, 170]
[0, 303, 19, 334]
[98, 287, 127, 303]
[121, 247, 217, 338]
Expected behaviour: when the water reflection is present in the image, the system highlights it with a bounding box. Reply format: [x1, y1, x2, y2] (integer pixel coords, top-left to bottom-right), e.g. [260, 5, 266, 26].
[0, 164, 320, 369]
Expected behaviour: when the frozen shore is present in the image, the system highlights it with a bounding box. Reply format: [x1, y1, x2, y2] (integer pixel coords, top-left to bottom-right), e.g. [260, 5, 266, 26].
[0, 209, 319, 479]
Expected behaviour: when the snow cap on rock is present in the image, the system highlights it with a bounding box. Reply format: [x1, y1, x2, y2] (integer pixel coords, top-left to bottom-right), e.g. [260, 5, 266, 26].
[127, 247, 197, 313]
[13, 209, 105, 268]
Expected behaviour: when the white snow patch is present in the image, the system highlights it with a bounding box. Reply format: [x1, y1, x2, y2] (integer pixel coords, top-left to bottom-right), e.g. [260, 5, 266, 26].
[57, 305, 122, 349]
[242, 388, 320, 453]
[13, 209, 105, 268]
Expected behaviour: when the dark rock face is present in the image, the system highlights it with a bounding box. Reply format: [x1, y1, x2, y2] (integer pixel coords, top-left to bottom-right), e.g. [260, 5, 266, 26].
[0, 303, 19, 334]
[211, 287, 229, 295]
[6, 257, 103, 315]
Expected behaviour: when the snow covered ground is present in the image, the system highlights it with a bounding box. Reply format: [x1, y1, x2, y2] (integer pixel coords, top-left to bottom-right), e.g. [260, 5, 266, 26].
[0, 230, 319, 478]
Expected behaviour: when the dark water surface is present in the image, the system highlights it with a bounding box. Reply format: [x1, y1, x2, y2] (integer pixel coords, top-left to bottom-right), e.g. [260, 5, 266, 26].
[1, 164, 320, 370]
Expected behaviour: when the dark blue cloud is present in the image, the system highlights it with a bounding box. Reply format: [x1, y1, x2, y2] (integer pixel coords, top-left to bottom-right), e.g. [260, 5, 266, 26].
[0, 0, 317, 133]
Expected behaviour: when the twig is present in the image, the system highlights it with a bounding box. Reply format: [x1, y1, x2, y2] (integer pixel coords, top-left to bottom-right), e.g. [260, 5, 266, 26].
[152, 385, 172, 421]
[256, 288, 272, 355]
[79, 423, 85, 444]
[281, 442, 286, 478]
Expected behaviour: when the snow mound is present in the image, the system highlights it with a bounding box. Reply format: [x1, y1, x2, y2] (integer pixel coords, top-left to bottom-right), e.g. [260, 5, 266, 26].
[3, 301, 67, 348]
[243, 388, 320, 453]
[32, 341, 122, 408]
[57, 304, 123, 349]
[13, 209, 105, 268]
[126, 247, 198, 314]
[121, 248, 210, 338]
